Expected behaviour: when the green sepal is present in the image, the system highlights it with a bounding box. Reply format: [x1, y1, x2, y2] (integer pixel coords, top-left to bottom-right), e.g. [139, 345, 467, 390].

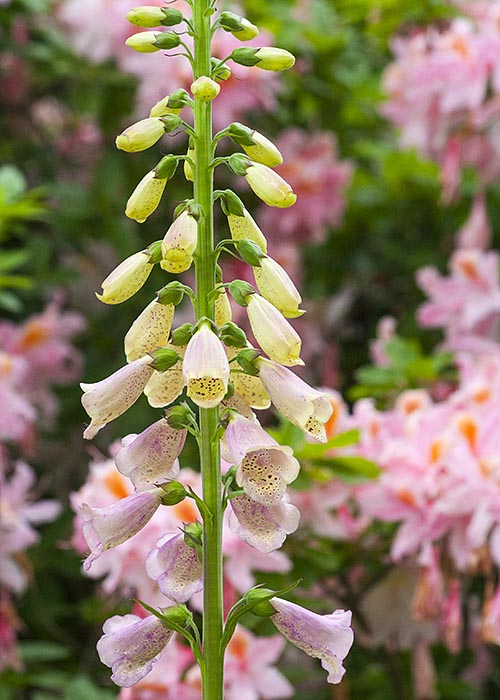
[171, 323, 195, 345]
[220, 190, 245, 217]
[146, 240, 163, 264]
[155, 155, 178, 180]
[236, 239, 266, 266]
[168, 88, 192, 109]
[159, 8, 184, 26]
[160, 604, 193, 629]
[157, 281, 191, 306]
[160, 481, 188, 506]
[173, 199, 194, 219]
[161, 114, 183, 132]
[149, 347, 180, 371]
[166, 403, 198, 430]
[230, 47, 260, 67]
[211, 58, 232, 82]
[226, 153, 251, 176]
[218, 11, 245, 32]
[183, 522, 203, 550]
[236, 347, 261, 376]
[228, 279, 255, 306]
[227, 122, 255, 147]
[219, 322, 248, 348]
[154, 31, 181, 49]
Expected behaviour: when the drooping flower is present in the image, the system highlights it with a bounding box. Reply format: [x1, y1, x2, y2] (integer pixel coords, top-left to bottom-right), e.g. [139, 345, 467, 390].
[96, 251, 154, 305]
[160, 210, 198, 274]
[125, 170, 168, 223]
[258, 358, 333, 441]
[246, 294, 303, 366]
[115, 418, 185, 490]
[124, 299, 175, 362]
[97, 613, 174, 687]
[81, 356, 153, 439]
[225, 413, 300, 505]
[116, 117, 166, 152]
[270, 599, 354, 684]
[82, 488, 163, 571]
[146, 532, 203, 603]
[244, 162, 296, 208]
[228, 493, 300, 553]
[182, 323, 229, 408]
[253, 256, 304, 318]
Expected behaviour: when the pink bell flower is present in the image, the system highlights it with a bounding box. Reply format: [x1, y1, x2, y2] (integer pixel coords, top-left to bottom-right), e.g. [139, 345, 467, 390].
[97, 613, 174, 687]
[81, 488, 162, 571]
[270, 599, 353, 684]
[182, 323, 230, 408]
[225, 413, 300, 504]
[115, 418, 185, 490]
[228, 493, 300, 553]
[146, 533, 203, 603]
[81, 356, 153, 439]
[258, 358, 333, 441]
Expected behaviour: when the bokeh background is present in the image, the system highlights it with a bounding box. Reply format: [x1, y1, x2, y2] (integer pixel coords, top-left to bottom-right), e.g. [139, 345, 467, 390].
[3, 0, 500, 698]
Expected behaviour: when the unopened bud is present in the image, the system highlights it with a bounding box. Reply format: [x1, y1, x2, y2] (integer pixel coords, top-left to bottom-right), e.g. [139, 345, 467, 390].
[218, 11, 259, 41]
[191, 76, 220, 101]
[154, 31, 182, 50]
[231, 46, 295, 71]
[116, 117, 166, 152]
[160, 481, 187, 505]
[127, 6, 184, 27]
[184, 143, 195, 182]
[149, 347, 181, 371]
[245, 162, 296, 208]
[150, 89, 190, 117]
[126, 30, 163, 53]
[211, 58, 231, 82]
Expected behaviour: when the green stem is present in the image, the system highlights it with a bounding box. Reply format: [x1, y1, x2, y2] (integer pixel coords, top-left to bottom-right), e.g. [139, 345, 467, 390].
[192, 2, 224, 700]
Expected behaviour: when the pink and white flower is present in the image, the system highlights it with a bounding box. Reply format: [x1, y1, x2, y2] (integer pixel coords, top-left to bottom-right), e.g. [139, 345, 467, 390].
[182, 323, 229, 408]
[146, 532, 203, 603]
[228, 493, 300, 553]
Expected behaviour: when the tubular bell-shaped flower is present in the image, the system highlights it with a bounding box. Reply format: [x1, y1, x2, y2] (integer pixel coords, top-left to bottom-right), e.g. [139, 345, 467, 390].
[270, 600, 354, 684]
[253, 256, 304, 318]
[115, 418, 185, 490]
[225, 413, 300, 504]
[81, 488, 162, 570]
[258, 359, 334, 442]
[81, 356, 153, 439]
[182, 323, 229, 408]
[124, 299, 175, 361]
[245, 162, 296, 208]
[96, 252, 154, 305]
[97, 613, 174, 687]
[116, 118, 166, 152]
[161, 210, 198, 274]
[228, 493, 300, 553]
[246, 294, 303, 366]
[146, 532, 203, 603]
[241, 131, 283, 168]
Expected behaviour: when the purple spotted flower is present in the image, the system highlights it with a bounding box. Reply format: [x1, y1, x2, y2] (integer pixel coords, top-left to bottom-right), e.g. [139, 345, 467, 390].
[81, 489, 162, 571]
[228, 493, 300, 553]
[146, 533, 203, 603]
[225, 413, 300, 505]
[115, 418, 186, 490]
[97, 613, 173, 687]
[270, 599, 353, 684]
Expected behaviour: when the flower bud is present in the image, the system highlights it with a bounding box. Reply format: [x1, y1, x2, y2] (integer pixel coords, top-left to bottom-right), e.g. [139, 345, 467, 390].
[218, 11, 259, 41]
[245, 162, 296, 208]
[211, 58, 232, 82]
[126, 30, 181, 52]
[231, 47, 295, 71]
[161, 211, 198, 274]
[116, 117, 166, 152]
[184, 142, 195, 182]
[97, 251, 154, 305]
[184, 521, 203, 548]
[246, 294, 303, 366]
[242, 131, 282, 167]
[191, 76, 221, 101]
[127, 6, 183, 28]
[160, 481, 187, 505]
[214, 288, 232, 325]
[166, 402, 196, 430]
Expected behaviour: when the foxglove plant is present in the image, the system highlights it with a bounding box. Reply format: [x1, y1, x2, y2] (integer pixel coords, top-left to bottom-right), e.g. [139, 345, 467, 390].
[79, 2, 353, 697]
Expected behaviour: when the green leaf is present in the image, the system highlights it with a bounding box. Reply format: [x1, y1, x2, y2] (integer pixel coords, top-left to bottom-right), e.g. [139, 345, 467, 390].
[319, 455, 381, 480]
[20, 641, 71, 663]
[0, 166, 27, 202]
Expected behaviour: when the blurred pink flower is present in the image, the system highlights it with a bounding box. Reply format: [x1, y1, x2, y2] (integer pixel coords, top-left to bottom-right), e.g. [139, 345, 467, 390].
[258, 129, 352, 245]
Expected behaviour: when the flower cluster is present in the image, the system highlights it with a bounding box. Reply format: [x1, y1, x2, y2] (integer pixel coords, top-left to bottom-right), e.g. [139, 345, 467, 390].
[76, 3, 353, 694]
[382, 7, 500, 200]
